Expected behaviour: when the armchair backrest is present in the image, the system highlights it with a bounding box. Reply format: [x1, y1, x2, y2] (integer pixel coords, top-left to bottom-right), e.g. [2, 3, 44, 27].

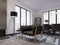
[20, 26, 33, 31]
[43, 24, 50, 30]
[52, 24, 60, 31]
[33, 26, 42, 34]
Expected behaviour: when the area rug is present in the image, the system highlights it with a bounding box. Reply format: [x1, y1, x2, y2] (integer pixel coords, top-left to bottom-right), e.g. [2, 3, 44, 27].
[0, 38, 55, 45]
[11, 37, 55, 45]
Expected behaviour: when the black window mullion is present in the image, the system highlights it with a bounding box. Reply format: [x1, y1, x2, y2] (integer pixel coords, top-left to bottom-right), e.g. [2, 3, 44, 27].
[56, 10, 57, 24]
[48, 11, 49, 24]
[20, 7, 21, 27]
[30, 12, 31, 25]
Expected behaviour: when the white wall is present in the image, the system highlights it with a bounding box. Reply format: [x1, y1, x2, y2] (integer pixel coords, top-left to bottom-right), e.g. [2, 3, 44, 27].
[6, 0, 36, 34]
[6, 0, 15, 34]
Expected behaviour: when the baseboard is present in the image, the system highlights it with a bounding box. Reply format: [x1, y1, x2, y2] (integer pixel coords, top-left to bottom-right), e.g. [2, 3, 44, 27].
[6, 33, 20, 36]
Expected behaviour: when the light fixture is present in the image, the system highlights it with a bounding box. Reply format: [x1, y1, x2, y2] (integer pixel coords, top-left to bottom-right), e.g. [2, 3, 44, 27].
[10, 11, 17, 33]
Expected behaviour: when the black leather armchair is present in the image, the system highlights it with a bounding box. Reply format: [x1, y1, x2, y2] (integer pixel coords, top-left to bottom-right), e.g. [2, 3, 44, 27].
[52, 24, 60, 35]
[20, 25, 42, 43]
[42, 24, 51, 34]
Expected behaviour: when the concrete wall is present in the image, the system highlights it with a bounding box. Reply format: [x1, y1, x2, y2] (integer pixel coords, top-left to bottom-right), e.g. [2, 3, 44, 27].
[0, 0, 7, 29]
[6, 0, 36, 34]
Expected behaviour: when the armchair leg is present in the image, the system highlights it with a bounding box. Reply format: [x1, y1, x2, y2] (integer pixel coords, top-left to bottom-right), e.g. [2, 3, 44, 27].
[34, 34, 36, 43]
[40, 33, 42, 39]
[21, 33, 23, 39]
[40, 31, 43, 39]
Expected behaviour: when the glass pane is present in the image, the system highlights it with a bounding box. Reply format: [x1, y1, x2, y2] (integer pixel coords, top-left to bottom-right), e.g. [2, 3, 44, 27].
[31, 13, 32, 25]
[15, 6, 20, 33]
[49, 11, 56, 25]
[27, 11, 31, 25]
[57, 10, 60, 24]
[21, 8, 26, 26]
[44, 12, 48, 24]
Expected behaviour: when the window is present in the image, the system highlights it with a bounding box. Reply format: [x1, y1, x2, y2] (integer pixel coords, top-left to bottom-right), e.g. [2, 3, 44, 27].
[49, 11, 56, 25]
[44, 12, 48, 24]
[43, 9, 60, 25]
[15, 5, 32, 27]
[57, 10, 60, 24]
[21, 8, 26, 26]
[21, 8, 31, 26]
[27, 11, 31, 25]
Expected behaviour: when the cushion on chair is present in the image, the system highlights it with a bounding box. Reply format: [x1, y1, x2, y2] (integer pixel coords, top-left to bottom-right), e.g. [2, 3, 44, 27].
[20, 26, 42, 36]
[20, 26, 33, 32]
[22, 31, 34, 36]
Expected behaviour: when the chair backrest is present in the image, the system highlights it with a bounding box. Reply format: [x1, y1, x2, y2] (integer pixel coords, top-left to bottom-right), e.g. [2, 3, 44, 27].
[43, 24, 51, 30]
[52, 24, 60, 31]
[37, 26, 42, 34]
[33, 26, 42, 34]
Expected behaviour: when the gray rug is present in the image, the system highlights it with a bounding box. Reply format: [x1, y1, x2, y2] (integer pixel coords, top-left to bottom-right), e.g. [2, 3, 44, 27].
[0, 37, 55, 45]
[0, 36, 55, 45]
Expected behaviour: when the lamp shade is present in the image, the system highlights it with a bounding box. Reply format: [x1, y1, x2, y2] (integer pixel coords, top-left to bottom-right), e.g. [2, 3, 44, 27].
[45, 20, 49, 22]
[11, 11, 17, 16]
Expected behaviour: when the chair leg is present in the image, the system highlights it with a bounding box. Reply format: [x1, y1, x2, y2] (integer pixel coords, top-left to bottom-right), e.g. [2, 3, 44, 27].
[40, 31, 43, 39]
[40, 33, 42, 39]
[21, 33, 23, 39]
[34, 34, 36, 43]
[34, 25, 37, 43]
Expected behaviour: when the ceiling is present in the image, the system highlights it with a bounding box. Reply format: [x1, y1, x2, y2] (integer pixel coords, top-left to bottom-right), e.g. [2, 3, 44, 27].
[18, 0, 60, 10]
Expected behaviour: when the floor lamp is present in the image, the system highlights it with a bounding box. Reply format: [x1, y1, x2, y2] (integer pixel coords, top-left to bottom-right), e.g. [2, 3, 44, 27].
[11, 11, 17, 34]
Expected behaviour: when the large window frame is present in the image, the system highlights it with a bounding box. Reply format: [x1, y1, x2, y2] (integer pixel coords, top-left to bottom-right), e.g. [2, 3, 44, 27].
[15, 5, 32, 26]
[43, 12, 49, 24]
[49, 10, 56, 25]
[43, 9, 60, 25]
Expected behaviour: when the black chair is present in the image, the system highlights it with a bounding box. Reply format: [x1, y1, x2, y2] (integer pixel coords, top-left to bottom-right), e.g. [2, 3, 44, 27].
[20, 25, 42, 43]
[42, 24, 51, 34]
[52, 24, 60, 35]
